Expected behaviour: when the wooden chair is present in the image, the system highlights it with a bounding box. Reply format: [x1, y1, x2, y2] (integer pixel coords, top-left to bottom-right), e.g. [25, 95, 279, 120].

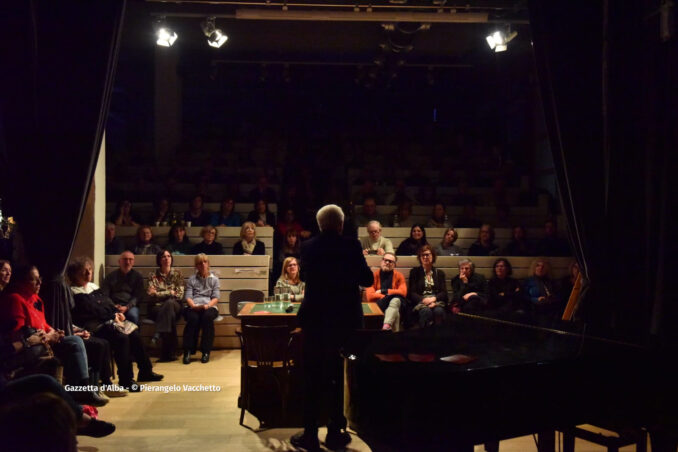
[229, 289, 265, 319]
[238, 324, 294, 430]
[562, 425, 647, 452]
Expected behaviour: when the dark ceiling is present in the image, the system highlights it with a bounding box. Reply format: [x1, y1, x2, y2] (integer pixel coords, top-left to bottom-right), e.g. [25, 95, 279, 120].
[122, 0, 532, 66]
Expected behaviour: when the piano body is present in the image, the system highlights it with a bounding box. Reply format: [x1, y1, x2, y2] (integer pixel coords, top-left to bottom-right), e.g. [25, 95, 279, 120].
[345, 314, 678, 451]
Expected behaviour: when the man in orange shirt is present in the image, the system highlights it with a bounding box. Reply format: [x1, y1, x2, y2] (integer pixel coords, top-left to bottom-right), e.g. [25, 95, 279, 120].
[365, 252, 407, 331]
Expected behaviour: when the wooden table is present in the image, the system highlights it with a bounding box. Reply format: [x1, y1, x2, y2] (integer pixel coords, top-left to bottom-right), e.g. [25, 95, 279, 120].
[237, 301, 384, 329]
[237, 301, 385, 428]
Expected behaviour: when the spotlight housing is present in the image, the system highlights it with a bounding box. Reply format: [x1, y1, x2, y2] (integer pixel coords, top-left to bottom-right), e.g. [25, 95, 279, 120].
[486, 28, 517, 53]
[155, 17, 177, 47]
[201, 17, 228, 48]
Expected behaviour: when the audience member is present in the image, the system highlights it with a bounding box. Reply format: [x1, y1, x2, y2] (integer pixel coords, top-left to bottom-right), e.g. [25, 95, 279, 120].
[558, 260, 581, 304]
[275, 257, 305, 302]
[502, 225, 533, 256]
[191, 225, 224, 255]
[0, 372, 115, 441]
[276, 207, 309, 239]
[211, 198, 242, 227]
[391, 201, 415, 227]
[133, 226, 162, 256]
[183, 254, 220, 365]
[0, 259, 11, 291]
[0, 390, 86, 450]
[535, 219, 571, 256]
[451, 258, 488, 314]
[426, 202, 450, 228]
[277, 229, 301, 263]
[183, 194, 212, 227]
[248, 174, 277, 204]
[395, 224, 429, 256]
[487, 258, 526, 314]
[354, 197, 384, 227]
[360, 221, 394, 256]
[524, 257, 562, 321]
[416, 181, 437, 205]
[455, 204, 482, 228]
[166, 223, 193, 255]
[365, 252, 407, 331]
[105, 222, 125, 255]
[352, 178, 380, 205]
[101, 251, 144, 325]
[233, 222, 265, 255]
[1, 265, 107, 407]
[149, 196, 172, 225]
[110, 200, 139, 227]
[384, 178, 412, 206]
[68, 257, 162, 390]
[468, 224, 499, 256]
[435, 227, 463, 256]
[494, 204, 512, 228]
[246, 199, 276, 227]
[407, 244, 448, 328]
[147, 250, 184, 362]
[451, 178, 476, 207]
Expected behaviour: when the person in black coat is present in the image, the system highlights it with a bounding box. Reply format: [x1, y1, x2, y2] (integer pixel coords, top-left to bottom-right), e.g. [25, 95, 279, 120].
[395, 224, 429, 256]
[291, 204, 373, 452]
[451, 258, 488, 314]
[191, 225, 224, 255]
[407, 244, 448, 328]
[487, 258, 527, 315]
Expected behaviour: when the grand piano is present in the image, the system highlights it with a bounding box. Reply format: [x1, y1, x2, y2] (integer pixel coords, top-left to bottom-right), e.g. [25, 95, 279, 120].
[344, 313, 678, 452]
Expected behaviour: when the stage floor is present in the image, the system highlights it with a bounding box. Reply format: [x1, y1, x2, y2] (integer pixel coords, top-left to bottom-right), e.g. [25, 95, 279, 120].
[77, 350, 650, 451]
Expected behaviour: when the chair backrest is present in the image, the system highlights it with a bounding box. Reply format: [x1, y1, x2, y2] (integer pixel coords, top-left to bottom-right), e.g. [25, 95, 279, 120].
[229, 289, 265, 318]
[241, 324, 292, 368]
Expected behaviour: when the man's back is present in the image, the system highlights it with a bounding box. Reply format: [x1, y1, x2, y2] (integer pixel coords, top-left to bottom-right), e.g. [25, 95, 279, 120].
[299, 232, 373, 334]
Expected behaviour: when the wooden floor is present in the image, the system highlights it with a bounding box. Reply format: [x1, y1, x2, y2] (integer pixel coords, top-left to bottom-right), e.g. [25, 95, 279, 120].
[77, 350, 649, 452]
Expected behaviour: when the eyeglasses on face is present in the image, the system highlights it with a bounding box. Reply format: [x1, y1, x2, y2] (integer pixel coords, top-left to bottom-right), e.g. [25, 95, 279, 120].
[382, 258, 395, 264]
[420, 253, 432, 258]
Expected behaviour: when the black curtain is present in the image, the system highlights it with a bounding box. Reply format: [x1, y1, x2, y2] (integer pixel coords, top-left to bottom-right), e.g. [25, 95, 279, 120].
[0, 1, 126, 331]
[530, 0, 678, 344]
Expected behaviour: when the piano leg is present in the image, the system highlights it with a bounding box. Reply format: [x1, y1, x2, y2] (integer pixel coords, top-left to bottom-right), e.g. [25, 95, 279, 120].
[562, 428, 575, 452]
[537, 430, 555, 452]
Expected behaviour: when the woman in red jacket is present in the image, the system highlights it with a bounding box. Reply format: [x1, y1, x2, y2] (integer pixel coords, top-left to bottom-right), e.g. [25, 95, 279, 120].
[2, 265, 107, 406]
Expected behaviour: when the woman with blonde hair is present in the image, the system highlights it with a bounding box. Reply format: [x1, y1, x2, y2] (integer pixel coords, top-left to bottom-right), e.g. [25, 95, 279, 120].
[275, 257, 305, 302]
[182, 254, 220, 364]
[233, 221, 265, 255]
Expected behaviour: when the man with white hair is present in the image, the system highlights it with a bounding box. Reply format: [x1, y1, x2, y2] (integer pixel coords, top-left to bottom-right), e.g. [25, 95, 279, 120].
[291, 204, 374, 452]
[360, 220, 394, 256]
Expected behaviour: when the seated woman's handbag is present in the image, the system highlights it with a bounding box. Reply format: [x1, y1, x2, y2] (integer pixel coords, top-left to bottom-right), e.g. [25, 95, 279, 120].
[112, 319, 139, 335]
[2, 327, 60, 381]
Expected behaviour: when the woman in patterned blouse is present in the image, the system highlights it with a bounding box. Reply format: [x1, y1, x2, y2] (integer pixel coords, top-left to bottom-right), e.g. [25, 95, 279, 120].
[275, 257, 305, 302]
[147, 250, 185, 361]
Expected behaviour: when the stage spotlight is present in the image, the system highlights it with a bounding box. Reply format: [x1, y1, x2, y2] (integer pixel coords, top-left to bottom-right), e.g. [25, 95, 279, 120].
[201, 17, 228, 48]
[486, 28, 517, 53]
[155, 17, 178, 47]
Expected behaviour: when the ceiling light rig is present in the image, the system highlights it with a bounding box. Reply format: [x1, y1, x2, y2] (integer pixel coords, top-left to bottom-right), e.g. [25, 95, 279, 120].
[486, 26, 517, 53]
[154, 16, 178, 47]
[201, 17, 228, 48]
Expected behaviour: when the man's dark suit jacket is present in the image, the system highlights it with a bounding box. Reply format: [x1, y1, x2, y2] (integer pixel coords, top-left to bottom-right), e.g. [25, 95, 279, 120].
[298, 231, 374, 337]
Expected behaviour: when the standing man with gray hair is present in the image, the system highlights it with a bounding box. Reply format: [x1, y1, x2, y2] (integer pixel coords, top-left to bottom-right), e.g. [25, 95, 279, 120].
[291, 204, 374, 451]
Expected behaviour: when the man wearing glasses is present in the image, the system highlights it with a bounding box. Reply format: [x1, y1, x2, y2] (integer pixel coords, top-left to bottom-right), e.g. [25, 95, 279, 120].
[360, 221, 394, 256]
[364, 252, 407, 331]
